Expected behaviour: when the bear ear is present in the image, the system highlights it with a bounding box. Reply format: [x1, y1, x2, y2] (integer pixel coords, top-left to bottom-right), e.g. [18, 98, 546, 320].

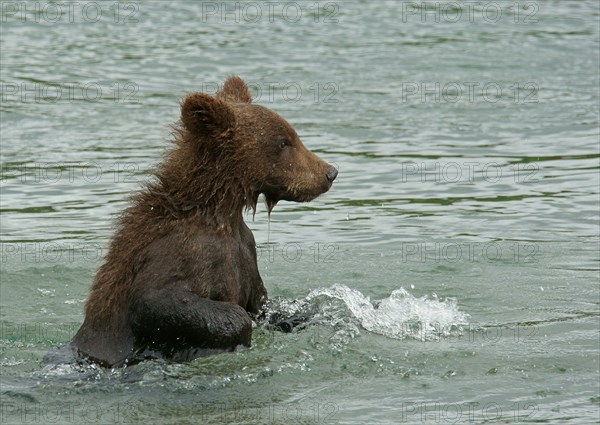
[217, 76, 252, 104]
[180, 92, 236, 138]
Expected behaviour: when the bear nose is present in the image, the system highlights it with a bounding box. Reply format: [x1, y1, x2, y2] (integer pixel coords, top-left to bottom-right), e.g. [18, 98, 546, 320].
[326, 165, 338, 183]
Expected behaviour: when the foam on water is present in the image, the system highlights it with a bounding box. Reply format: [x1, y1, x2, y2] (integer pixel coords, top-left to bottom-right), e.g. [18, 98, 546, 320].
[266, 284, 470, 341]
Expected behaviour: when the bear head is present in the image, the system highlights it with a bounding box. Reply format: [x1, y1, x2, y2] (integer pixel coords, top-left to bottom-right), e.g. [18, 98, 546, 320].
[179, 76, 338, 214]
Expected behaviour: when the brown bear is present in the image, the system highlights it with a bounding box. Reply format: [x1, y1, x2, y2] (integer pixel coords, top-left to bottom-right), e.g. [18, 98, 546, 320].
[71, 76, 337, 367]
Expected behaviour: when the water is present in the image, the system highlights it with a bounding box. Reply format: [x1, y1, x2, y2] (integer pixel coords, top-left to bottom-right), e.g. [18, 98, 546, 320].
[1, 1, 599, 423]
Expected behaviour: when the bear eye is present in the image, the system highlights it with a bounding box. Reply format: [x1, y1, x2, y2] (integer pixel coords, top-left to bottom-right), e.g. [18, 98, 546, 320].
[278, 139, 289, 150]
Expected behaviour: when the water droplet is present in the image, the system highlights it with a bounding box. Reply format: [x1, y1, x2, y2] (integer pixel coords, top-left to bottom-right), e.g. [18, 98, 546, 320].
[443, 370, 456, 378]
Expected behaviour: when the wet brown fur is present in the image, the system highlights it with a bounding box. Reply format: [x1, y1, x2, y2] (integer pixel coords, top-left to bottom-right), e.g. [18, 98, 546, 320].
[71, 76, 337, 367]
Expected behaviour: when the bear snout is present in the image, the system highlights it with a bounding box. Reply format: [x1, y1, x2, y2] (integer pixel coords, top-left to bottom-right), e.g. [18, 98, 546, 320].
[326, 165, 338, 184]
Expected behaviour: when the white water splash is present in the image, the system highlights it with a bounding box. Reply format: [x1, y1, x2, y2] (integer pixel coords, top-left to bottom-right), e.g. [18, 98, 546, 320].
[299, 284, 469, 341]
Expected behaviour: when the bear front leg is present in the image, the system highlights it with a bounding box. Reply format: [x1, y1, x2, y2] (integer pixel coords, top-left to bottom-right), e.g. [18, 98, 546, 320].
[128, 286, 252, 358]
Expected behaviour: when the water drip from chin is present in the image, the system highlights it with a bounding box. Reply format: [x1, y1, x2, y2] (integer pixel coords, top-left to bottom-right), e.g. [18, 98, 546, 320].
[265, 196, 278, 244]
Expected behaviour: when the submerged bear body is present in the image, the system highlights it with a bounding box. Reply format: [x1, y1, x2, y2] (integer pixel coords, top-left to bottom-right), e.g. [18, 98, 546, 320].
[74, 215, 264, 366]
[71, 76, 337, 367]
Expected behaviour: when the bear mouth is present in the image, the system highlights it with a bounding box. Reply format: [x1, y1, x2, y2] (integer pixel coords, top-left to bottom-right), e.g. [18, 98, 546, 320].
[261, 182, 331, 215]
